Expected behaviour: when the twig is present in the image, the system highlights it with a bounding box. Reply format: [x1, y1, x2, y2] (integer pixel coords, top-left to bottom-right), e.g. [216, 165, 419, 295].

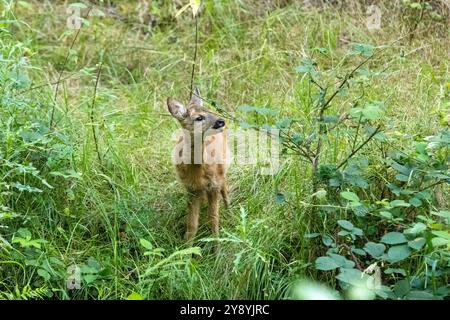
[50, 4, 93, 129]
[189, 14, 199, 99]
[342, 243, 363, 271]
[90, 58, 104, 166]
[337, 125, 381, 170]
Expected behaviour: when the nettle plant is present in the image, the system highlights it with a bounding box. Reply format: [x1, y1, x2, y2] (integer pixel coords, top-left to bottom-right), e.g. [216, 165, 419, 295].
[401, 0, 447, 41]
[236, 43, 449, 299]
[0, 33, 82, 296]
[289, 45, 449, 299]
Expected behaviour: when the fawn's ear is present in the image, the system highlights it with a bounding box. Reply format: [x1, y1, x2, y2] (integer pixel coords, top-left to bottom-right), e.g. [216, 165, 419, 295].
[167, 98, 188, 121]
[189, 87, 203, 107]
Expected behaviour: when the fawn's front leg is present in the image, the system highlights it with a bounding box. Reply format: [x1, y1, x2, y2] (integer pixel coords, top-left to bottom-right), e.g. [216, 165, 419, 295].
[207, 190, 220, 236]
[184, 190, 202, 241]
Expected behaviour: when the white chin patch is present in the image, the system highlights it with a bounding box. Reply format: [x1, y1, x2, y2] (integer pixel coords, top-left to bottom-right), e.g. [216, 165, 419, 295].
[205, 128, 223, 136]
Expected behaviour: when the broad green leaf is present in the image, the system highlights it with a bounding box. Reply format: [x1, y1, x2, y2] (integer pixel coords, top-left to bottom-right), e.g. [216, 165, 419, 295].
[336, 268, 363, 286]
[431, 231, 450, 240]
[328, 254, 355, 269]
[408, 238, 426, 250]
[352, 205, 368, 217]
[17, 228, 31, 240]
[315, 256, 340, 270]
[394, 279, 410, 298]
[432, 211, 450, 225]
[37, 269, 51, 281]
[379, 211, 393, 219]
[389, 199, 411, 208]
[387, 245, 411, 263]
[381, 232, 408, 245]
[140, 239, 152, 250]
[404, 222, 427, 235]
[352, 43, 375, 57]
[405, 291, 436, 300]
[340, 191, 360, 203]
[351, 247, 366, 256]
[431, 237, 449, 247]
[322, 235, 333, 247]
[409, 197, 422, 207]
[363, 242, 386, 258]
[337, 220, 354, 231]
[83, 274, 98, 284]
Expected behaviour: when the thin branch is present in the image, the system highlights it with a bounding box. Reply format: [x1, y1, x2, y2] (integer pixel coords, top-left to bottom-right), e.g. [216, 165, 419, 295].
[90, 58, 104, 166]
[337, 125, 381, 170]
[189, 14, 199, 99]
[320, 55, 373, 112]
[50, 5, 93, 129]
[351, 114, 363, 153]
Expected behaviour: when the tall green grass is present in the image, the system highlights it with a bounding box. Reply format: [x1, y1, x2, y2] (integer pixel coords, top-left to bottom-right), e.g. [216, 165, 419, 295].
[0, 0, 448, 299]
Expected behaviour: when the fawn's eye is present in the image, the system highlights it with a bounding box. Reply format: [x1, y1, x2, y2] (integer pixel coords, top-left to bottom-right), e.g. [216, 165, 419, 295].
[195, 116, 204, 121]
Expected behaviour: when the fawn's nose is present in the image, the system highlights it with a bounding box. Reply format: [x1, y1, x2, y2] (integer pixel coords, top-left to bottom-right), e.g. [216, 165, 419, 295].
[213, 119, 225, 129]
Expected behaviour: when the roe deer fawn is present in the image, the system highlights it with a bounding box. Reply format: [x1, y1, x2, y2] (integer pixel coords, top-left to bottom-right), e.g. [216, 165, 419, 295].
[167, 88, 230, 241]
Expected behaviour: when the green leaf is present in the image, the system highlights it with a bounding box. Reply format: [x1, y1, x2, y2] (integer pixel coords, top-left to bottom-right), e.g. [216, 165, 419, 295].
[409, 197, 422, 207]
[238, 105, 255, 112]
[69, 2, 88, 9]
[387, 245, 411, 263]
[328, 254, 355, 269]
[352, 43, 375, 57]
[432, 211, 450, 225]
[83, 274, 98, 284]
[315, 256, 340, 271]
[340, 191, 360, 203]
[336, 268, 363, 286]
[404, 222, 427, 235]
[405, 291, 436, 300]
[394, 279, 410, 298]
[361, 103, 383, 120]
[389, 199, 411, 208]
[384, 268, 406, 276]
[275, 193, 285, 204]
[127, 292, 143, 300]
[37, 269, 51, 281]
[431, 231, 450, 240]
[363, 242, 386, 258]
[140, 239, 152, 250]
[351, 247, 366, 256]
[431, 237, 449, 247]
[408, 237, 426, 250]
[337, 220, 354, 231]
[304, 233, 320, 238]
[322, 235, 333, 247]
[381, 232, 408, 245]
[352, 205, 368, 217]
[379, 211, 393, 219]
[17, 228, 31, 240]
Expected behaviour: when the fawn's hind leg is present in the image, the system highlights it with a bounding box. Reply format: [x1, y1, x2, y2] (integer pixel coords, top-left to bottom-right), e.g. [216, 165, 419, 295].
[207, 190, 220, 236]
[184, 190, 202, 241]
[220, 183, 229, 209]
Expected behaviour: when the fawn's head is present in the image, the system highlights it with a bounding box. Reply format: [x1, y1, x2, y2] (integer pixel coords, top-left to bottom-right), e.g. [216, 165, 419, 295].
[167, 88, 226, 136]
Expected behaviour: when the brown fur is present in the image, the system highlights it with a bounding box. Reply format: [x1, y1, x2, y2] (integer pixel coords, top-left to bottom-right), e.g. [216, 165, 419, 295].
[167, 88, 230, 241]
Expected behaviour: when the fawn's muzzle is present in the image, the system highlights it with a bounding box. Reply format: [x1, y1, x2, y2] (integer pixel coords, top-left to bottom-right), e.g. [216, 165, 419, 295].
[213, 119, 225, 129]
